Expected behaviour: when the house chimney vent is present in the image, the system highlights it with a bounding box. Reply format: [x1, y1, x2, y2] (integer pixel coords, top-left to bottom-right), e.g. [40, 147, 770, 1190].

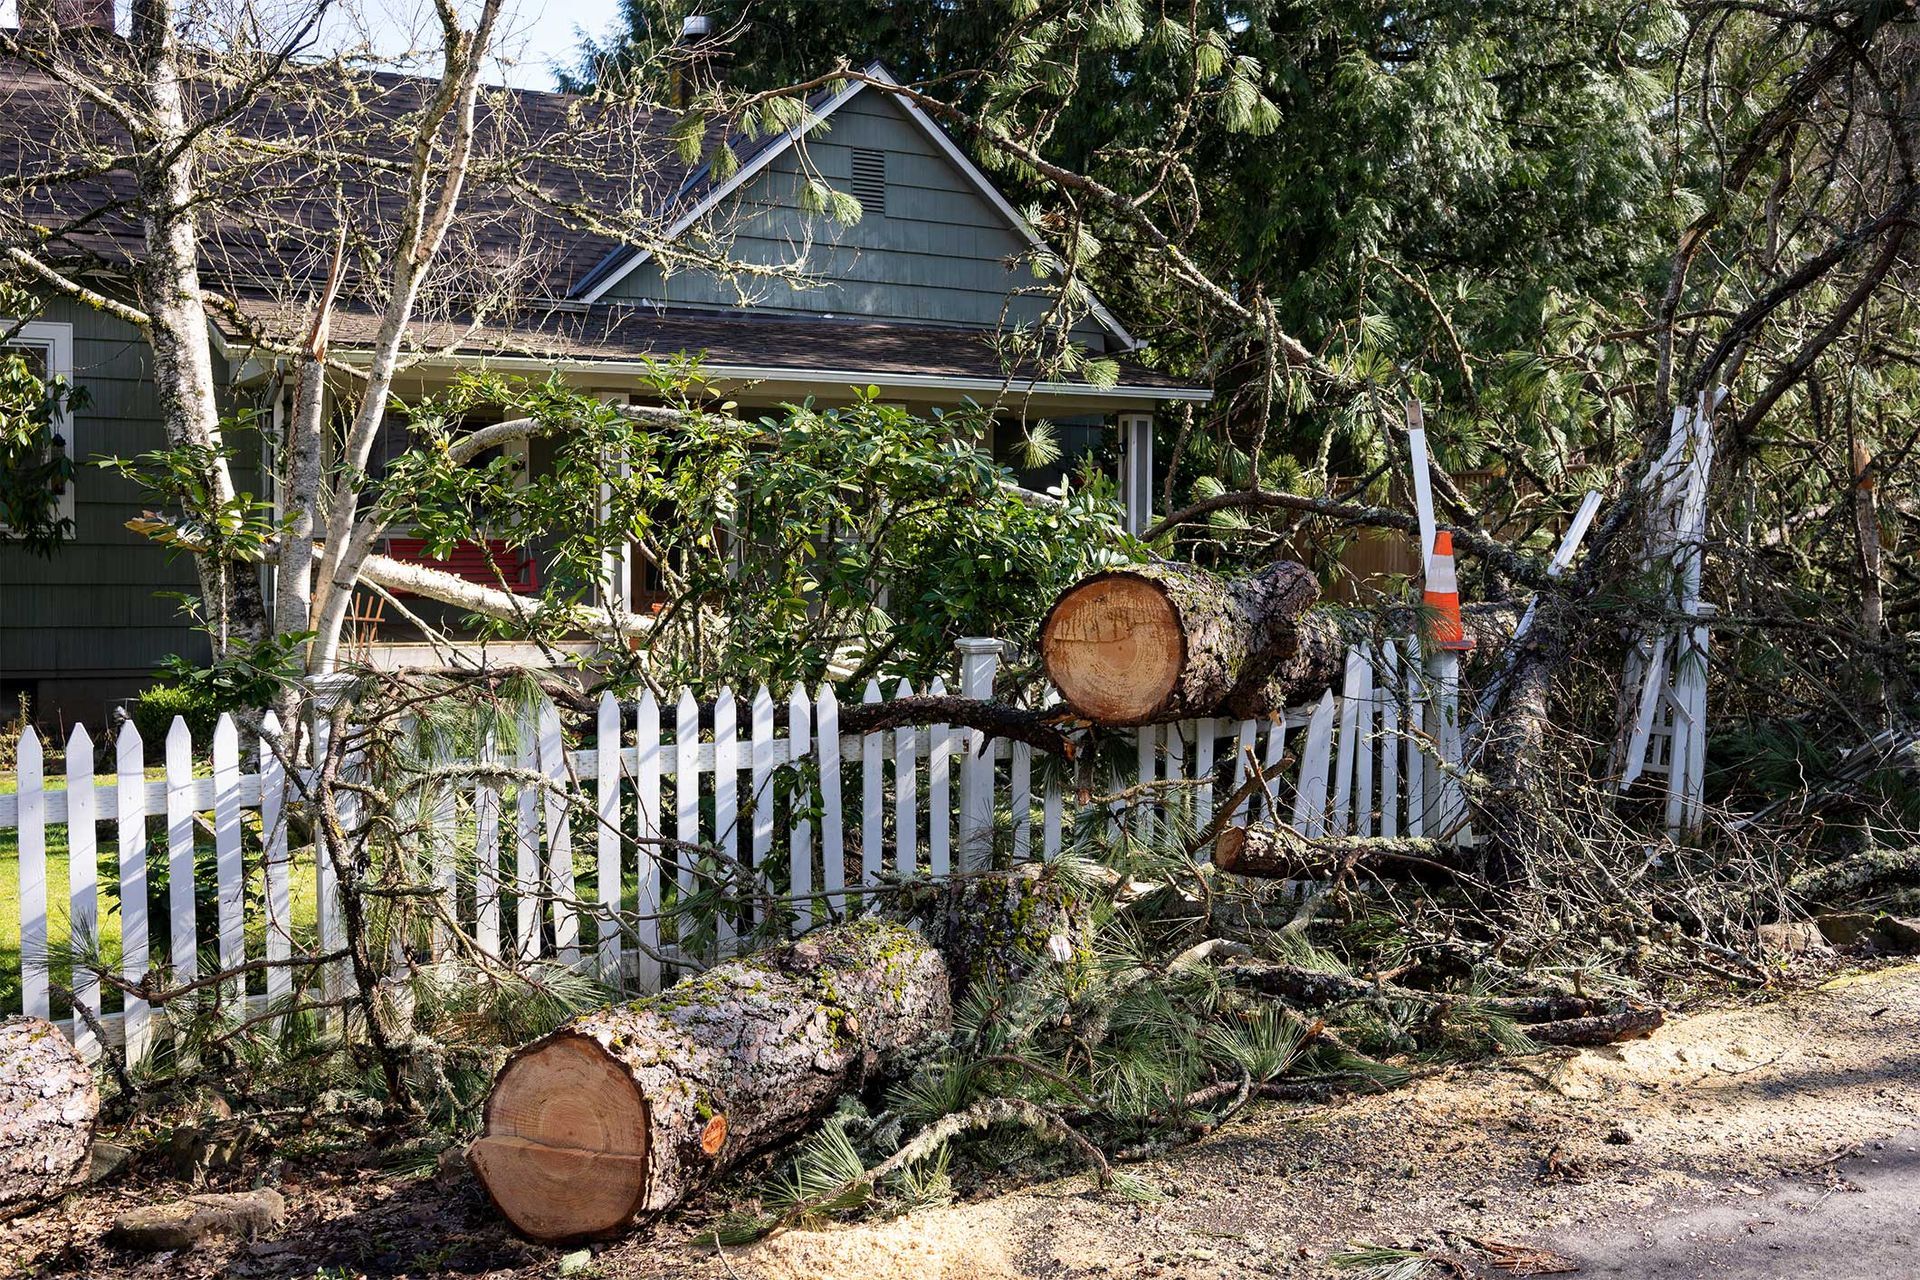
[680, 14, 713, 41]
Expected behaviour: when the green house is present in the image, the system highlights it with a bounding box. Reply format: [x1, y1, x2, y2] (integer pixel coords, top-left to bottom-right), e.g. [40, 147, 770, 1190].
[1, 56, 1205, 720]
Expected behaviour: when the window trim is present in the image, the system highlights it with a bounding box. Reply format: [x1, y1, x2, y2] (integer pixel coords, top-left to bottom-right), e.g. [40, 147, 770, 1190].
[2, 318, 76, 539]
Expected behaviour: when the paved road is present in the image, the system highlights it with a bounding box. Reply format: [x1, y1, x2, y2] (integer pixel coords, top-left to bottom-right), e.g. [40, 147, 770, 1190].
[1541, 1129, 1920, 1278]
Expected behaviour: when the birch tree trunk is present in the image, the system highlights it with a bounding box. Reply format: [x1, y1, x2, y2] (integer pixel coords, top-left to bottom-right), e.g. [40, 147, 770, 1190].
[128, 0, 266, 655]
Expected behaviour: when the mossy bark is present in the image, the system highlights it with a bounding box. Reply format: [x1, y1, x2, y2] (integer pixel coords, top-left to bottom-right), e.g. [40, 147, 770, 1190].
[0, 1016, 97, 1217]
[889, 864, 1090, 1000]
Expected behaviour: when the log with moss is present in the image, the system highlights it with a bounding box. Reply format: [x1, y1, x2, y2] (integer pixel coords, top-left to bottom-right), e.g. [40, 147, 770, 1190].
[1, 1016, 98, 1217]
[1039, 560, 1325, 725]
[1213, 823, 1465, 880]
[468, 922, 950, 1242]
[888, 863, 1091, 999]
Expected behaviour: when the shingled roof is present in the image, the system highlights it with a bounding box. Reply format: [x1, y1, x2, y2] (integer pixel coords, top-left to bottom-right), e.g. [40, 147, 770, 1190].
[4, 50, 1202, 399]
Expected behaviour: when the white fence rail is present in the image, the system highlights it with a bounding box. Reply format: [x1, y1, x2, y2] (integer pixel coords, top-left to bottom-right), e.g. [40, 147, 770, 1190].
[3, 636, 1471, 1063]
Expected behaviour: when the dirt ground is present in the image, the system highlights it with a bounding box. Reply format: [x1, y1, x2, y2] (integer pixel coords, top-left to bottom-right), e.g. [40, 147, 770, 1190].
[6, 962, 1919, 1279]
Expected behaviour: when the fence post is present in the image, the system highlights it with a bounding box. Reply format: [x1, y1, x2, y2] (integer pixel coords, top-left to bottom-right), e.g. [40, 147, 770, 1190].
[956, 637, 1001, 871]
[305, 672, 357, 1004]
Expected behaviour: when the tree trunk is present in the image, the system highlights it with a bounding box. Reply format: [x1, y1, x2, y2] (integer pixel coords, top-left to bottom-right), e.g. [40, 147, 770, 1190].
[1213, 824, 1462, 880]
[887, 864, 1088, 999]
[1039, 560, 1320, 725]
[468, 923, 950, 1242]
[0, 1016, 98, 1217]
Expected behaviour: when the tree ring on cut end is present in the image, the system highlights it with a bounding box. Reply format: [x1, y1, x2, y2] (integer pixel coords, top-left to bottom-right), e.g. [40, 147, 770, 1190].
[469, 1034, 652, 1242]
[1041, 573, 1185, 724]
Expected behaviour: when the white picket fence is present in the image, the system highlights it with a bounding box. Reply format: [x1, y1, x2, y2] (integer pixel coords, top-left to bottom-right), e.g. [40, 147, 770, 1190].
[2, 636, 1470, 1064]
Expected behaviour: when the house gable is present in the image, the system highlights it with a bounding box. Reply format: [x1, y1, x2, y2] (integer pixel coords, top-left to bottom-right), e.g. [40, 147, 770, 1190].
[584, 80, 1125, 348]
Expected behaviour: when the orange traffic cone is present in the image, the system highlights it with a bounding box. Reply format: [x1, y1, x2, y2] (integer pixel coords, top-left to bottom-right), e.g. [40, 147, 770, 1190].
[1424, 530, 1473, 651]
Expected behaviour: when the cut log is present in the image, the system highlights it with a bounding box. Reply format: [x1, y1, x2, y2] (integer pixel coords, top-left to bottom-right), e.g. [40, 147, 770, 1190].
[888, 863, 1090, 999]
[1214, 824, 1463, 880]
[469, 922, 950, 1242]
[1039, 561, 1321, 725]
[0, 1016, 98, 1217]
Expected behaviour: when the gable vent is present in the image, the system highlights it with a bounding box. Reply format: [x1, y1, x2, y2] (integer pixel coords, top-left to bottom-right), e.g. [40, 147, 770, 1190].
[850, 148, 888, 216]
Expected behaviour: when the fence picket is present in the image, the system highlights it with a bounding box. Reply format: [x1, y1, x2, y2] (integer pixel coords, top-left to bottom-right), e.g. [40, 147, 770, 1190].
[260, 713, 291, 1015]
[474, 728, 501, 960]
[1379, 643, 1401, 838]
[115, 721, 151, 1062]
[539, 699, 578, 965]
[927, 677, 951, 879]
[596, 692, 623, 983]
[1291, 692, 1336, 836]
[1194, 717, 1216, 833]
[164, 719, 196, 988]
[789, 686, 813, 933]
[515, 705, 542, 961]
[1041, 689, 1063, 861]
[861, 680, 884, 890]
[1353, 652, 1376, 838]
[1233, 719, 1258, 821]
[675, 689, 699, 918]
[1260, 715, 1286, 821]
[65, 726, 98, 1059]
[893, 679, 918, 878]
[212, 716, 244, 1005]
[713, 688, 738, 954]
[750, 686, 775, 923]
[1329, 650, 1364, 837]
[16, 728, 46, 1021]
[633, 692, 662, 993]
[1404, 637, 1426, 838]
[1010, 700, 1033, 863]
[816, 684, 846, 918]
[1134, 723, 1157, 842]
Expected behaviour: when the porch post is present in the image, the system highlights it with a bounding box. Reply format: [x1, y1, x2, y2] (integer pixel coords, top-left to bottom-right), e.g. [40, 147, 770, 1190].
[1118, 410, 1154, 535]
[595, 391, 635, 614]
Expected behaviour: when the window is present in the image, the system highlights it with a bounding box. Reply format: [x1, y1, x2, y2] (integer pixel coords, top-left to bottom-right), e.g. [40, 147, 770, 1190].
[850, 147, 888, 216]
[1, 319, 75, 540]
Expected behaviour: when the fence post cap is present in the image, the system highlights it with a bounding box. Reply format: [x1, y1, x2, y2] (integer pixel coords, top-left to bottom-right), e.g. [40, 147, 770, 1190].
[954, 636, 1003, 654]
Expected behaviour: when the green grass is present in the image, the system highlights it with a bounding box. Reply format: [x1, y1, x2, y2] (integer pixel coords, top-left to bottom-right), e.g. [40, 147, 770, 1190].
[2, 770, 320, 1017]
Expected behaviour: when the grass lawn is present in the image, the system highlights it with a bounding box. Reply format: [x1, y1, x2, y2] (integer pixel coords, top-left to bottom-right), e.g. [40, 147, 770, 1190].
[2, 770, 320, 1018]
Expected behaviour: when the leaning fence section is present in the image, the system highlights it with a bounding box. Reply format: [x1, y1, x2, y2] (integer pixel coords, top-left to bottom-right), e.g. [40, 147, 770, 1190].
[1, 634, 1473, 1063]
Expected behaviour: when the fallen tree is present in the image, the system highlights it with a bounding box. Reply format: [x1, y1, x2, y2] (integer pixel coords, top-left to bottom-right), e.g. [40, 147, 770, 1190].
[468, 922, 950, 1242]
[1039, 560, 1328, 724]
[1214, 824, 1466, 881]
[0, 1016, 98, 1217]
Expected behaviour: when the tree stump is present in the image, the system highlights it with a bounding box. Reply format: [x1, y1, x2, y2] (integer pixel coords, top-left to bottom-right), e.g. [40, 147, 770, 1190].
[1039, 561, 1322, 725]
[468, 922, 950, 1242]
[0, 1016, 98, 1217]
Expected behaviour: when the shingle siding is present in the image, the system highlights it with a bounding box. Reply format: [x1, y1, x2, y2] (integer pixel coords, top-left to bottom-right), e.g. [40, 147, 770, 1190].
[0, 298, 257, 698]
[605, 93, 1111, 343]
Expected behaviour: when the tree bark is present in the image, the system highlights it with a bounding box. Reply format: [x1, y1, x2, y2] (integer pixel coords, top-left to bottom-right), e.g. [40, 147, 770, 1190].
[1039, 560, 1321, 725]
[468, 922, 950, 1242]
[1213, 823, 1462, 880]
[887, 864, 1088, 999]
[0, 1016, 98, 1217]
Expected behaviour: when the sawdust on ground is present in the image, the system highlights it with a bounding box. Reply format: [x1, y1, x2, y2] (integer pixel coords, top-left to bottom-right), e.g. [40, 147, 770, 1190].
[6, 964, 1917, 1279]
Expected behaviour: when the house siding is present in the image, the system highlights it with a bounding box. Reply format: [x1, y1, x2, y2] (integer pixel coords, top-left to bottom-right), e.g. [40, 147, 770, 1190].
[604, 93, 1112, 345]
[0, 298, 257, 718]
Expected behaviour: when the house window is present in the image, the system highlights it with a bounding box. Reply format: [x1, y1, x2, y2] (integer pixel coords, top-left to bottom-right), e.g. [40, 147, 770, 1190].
[850, 147, 887, 216]
[1, 319, 76, 540]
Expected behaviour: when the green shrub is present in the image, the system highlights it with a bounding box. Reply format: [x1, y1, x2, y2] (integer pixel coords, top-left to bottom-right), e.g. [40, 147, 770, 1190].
[131, 682, 220, 748]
